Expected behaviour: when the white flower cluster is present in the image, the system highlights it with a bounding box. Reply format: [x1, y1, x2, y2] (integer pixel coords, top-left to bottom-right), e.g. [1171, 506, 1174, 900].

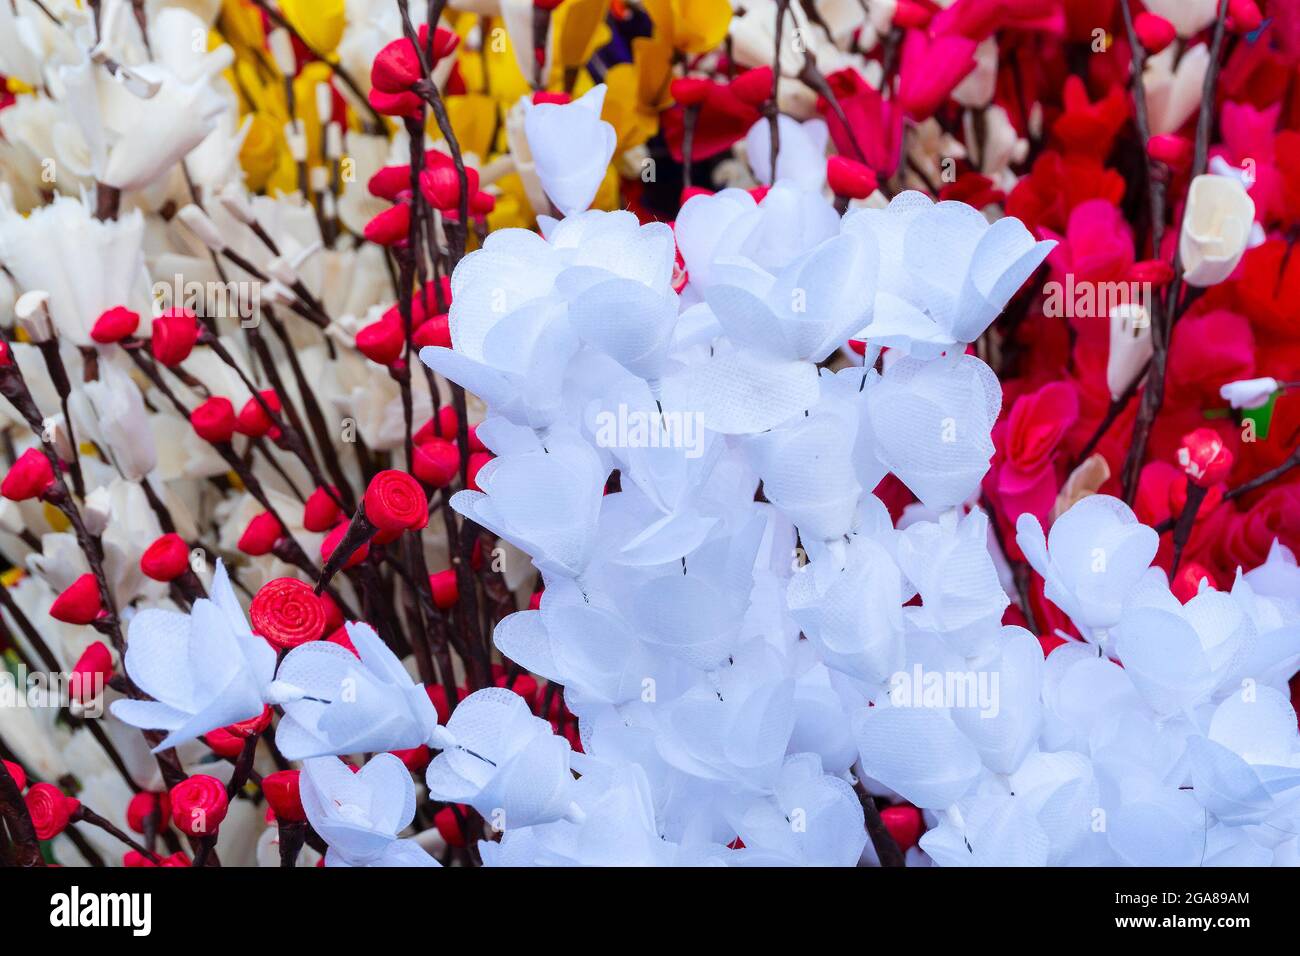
[411, 177, 1300, 866]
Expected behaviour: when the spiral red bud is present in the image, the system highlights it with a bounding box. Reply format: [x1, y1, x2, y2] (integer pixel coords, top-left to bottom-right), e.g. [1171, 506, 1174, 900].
[250, 577, 327, 650]
[170, 774, 229, 837]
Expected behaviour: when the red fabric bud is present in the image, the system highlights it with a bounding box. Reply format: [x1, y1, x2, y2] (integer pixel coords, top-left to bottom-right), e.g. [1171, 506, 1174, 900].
[70, 641, 112, 702]
[880, 804, 923, 852]
[413, 438, 459, 488]
[303, 486, 343, 533]
[429, 568, 459, 609]
[419, 165, 480, 211]
[391, 745, 431, 771]
[371, 37, 424, 93]
[150, 308, 200, 366]
[1133, 12, 1176, 54]
[327, 625, 359, 656]
[25, 783, 79, 840]
[363, 202, 412, 246]
[90, 306, 140, 344]
[126, 791, 170, 834]
[235, 390, 280, 438]
[826, 156, 877, 199]
[356, 318, 405, 365]
[369, 164, 412, 201]
[1, 447, 55, 501]
[250, 578, 327, 650]
[238, 511, 283, 557]
[49, 574, 102, 625]
[3, 759, 27, 791]
[434, 805, 468, 847]
[321, 522, 369, 569]
[191, 396, 237, 444]
[413, 313, 452, 349]
[318, 591, 343, 632]
[365, 469, 429, 534]
[262, 769, 306, 823]
[1177, 428, 1234, 488]
[170, 774, 229, 837]
[1173, 561, 1216, 603]
[368, 88, 424, 121]
[730, 67, 773, 107]
[470, 191, 496, 217]
[204, 727, 245, 759]
[467, 451, 492, 491]
[141, 533, 190, 582]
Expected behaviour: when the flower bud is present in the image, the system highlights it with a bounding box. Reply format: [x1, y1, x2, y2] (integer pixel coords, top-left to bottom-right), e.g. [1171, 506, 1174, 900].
[302, 486, 343, 533]
[25, 783, 80, 840]
[363, 203, 412, 247]
[141, 533, 190, 581]
[827, 156, 877, 200]
[238, 511, 283, 557]
[1, 448, 55, 501]
[1134, 12, 1176, 54]
[151, 308, 200, 366]
[262, 769, 306, 823]
[356, 317, 405, 365]
[250, 578, 327, 650]
[170, 774, 229, 837]
[1177, 427, 1234, 487]
[90, 306, 140, 344]
[70, 641, 113, 702]
[126, 791, 170, 834]
[191, 396, 237, 444]
[2, 759, 27, 791]
[413, 438, 459, 488]
[365, 470, 429, 534]
[49, 574, 102, 625]
[429, 568, 459, 609]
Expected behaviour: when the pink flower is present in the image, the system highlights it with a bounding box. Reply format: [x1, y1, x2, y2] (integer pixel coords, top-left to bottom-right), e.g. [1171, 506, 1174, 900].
[897, 31, 978, 121]
[993, 380, 1080, 532]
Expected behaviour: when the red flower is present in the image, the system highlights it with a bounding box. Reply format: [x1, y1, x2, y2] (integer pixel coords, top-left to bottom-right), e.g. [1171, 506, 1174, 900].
[302, 486, 343, 533]
[993, 380, 1079, 531]
[365, 469, 429, 534]
[250, 578, 327, 650]
[897, 31, 978, 121]
[70, 641, 112, 703]
[1178, 428, 1235, 488]
[170, 774, 229, 837]
[90, 306, 140, 344]
[190, 397, 237, 444]
[25, 783, 79, 840]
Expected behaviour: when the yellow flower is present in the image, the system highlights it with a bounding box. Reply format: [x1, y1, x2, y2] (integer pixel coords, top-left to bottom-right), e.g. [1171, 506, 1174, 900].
[645, 0, 731, 55]
[239, 112, 284, 192]
[281, 0, 346, 55]
[554, 0, 612, 70]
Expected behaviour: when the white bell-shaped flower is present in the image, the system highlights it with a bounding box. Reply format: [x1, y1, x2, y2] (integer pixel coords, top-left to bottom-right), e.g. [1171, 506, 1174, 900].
[425, 687, 583, 830]
[270, 622, 452, 760]
[1180, 174, 1256, 288]
[1186, 686, 1300, 827]
[111, 561, 276, 751]
[725, 753, 866, 866]
[524, 84, 616, 218]
[868, 353, 1002, 512]
[845, 191, 1053, 355]
[1016, 494, 1159, 635]
[450, 435, 606, 583]
[854, 702, 982, 810]
[301, 754, 440, 867]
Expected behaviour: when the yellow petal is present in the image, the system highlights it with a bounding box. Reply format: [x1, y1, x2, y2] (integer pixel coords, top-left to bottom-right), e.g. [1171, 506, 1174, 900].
[555, 0, 612, 69]
[281, 0, 346, 55]
[672, 0, 731, 55]
[239, 112, 284, 191]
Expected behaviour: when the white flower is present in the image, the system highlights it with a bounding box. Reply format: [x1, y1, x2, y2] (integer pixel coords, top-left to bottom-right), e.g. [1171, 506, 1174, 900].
[301, 754, 440, 867]
[1107, 303, 1154, 400]
[1180, 174, 1257, 287]
[0, 196, 151, 345]
[845, 191, 1053, 355]
[524, 84, 615, 218]
[425, 687, 584, 829]
[1144, 44, 1210, 137]
[271, 622, 453, 760]
[1220, 376, 1280, 410]
[111, 561, 277, 751]
[744, 116, 830, 191]
[1016, 495, 1159, 635]
[71, 359, 157, 481]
